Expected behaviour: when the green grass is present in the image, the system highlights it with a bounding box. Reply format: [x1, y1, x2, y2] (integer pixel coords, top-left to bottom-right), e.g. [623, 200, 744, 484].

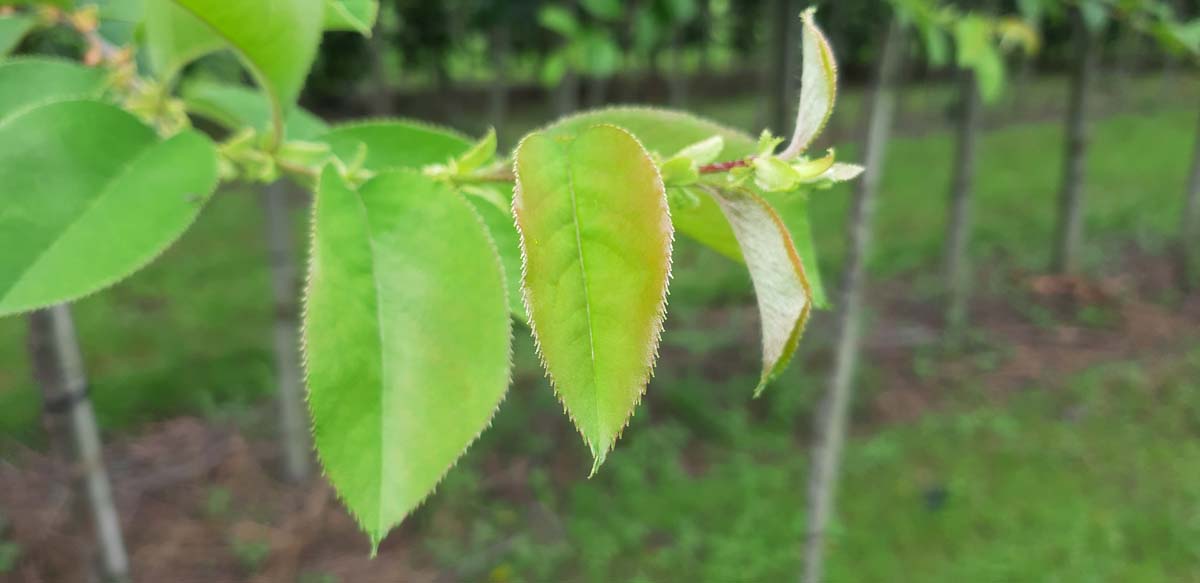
[424, 348, 1200, 582]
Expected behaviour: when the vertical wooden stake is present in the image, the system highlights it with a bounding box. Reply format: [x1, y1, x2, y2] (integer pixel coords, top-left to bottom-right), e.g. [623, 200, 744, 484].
[802, 18, 906, 583]
[28, 305, 130, 582]
[263, 181, 311, 483]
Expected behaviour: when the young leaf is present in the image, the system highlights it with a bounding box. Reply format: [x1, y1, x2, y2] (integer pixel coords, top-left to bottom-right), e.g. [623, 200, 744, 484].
[0, 14, 34, 56]
[514, 125, 672, 472]
[144, 0, 324, 142]
[454, 127, 497, 174]
[674, 135, 725, 166]
[0, 58, 107, 121]
[324, 0, 378, 35]
[304, 168, 511, 549]
[318, 121, 525, 322]
[183, 81, 328, 141]
[547, 107, 831, 306]
[0, 100, 218, 316]
[780, 7, 838, 159]
[705, 187, 812, 395]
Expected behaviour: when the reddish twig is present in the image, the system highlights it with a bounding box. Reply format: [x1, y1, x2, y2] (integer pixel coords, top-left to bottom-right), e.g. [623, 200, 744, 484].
[699, 158, 751, 174]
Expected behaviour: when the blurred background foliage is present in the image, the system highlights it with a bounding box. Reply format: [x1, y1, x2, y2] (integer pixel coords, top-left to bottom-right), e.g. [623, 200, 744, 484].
[2, 0, 1200, 581]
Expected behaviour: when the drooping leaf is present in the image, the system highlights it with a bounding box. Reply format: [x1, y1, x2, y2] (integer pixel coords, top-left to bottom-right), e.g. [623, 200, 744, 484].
[318, 121, 525, 321]
[324, 0, 378, 35]
[706, 187, 812, 395]
[513, 125, 672, 471]
[0, 15, 34, 56]
[547, 107, 830, 307]
[781, 7, 838, 159]
[0, 100, 218, 316]
[183, 80, 328, 140]
[304, 167, 511, 549]
[0, 58, 107, 121]
[144, 0, 324, 142]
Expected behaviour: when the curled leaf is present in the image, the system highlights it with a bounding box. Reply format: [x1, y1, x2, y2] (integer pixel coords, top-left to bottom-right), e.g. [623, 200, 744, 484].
[704, 186, 812, 395]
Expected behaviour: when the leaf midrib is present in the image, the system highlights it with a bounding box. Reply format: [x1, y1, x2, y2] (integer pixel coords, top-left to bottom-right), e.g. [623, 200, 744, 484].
[354, 190, 391, 540]
[564, 139, 602, 444]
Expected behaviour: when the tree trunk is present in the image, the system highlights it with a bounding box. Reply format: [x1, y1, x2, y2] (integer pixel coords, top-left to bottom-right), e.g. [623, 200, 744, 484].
[28, 305, 130, 582]
[555, 71, 580, 116]
[666, 30, 688, 107]
[262, 181, 311, 483]
[943, 69, 983, 339]
[367, 18, 391, 116]
[767, 0, 800, 135]
[1181, 113, 1200, 289]
[488, 23, 511, 136]
[801, 18, 907, 583]
[1052, 10, 1098, 275]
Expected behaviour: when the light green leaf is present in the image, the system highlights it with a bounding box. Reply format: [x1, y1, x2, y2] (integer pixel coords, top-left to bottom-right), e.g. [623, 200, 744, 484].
[144, 0, 324, 142]
[319, 120, 470, 171]
[324, 0, 378, 34]
[539, 5, 578, 37]
[674, 136, 725, 166]
[514, 125, 672, 471]
[464, 185, 526, 323]
[546, 107, 831, 307]
[0, 58, 107, 121]
[781, 7, 838, 159]
[922, 25, 950, 67]
[455, 127, 497, 174]
[705, 187, 812, 396]
[753, 156, 803, 192]
[792, 149, 836, 180]
[319, 121, 525, 321]
[818, 162, 865, 184]
[183, 81, 328, 140]
[0, 100, 218, 316]
[955, 15, 1005, 102]
[659, 156, 699, 188]
[0, 15, 34, 56]
[305, 167, 511, 550]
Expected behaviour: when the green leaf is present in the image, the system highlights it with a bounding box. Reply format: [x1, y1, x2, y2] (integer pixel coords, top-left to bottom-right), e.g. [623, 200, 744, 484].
[319, 120, 471, 171]
[706, 187, 812, 396]
[454, 127, 497, 174]
[318, 121, 526, 321]
[0, 58, 107, 121]
[539, 5, 578, 37]
[0, 100, 218, 316]
[955, 15, 1005, 102]
[464, 185, 526, 323]
[659, 156, 699, 188]
[144, 0, 324, 143]
[324, 0, 378, 34]
[183, 81, 328, 140]
[674, 136, 725, 166]
[547, 108, 830, 306]
[513, 125, 672, 471]
[753, 156, 804, 192]
[305, 167, 511, 549]
[781, 8, 838, 159]
[0, 15, 34, 56]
